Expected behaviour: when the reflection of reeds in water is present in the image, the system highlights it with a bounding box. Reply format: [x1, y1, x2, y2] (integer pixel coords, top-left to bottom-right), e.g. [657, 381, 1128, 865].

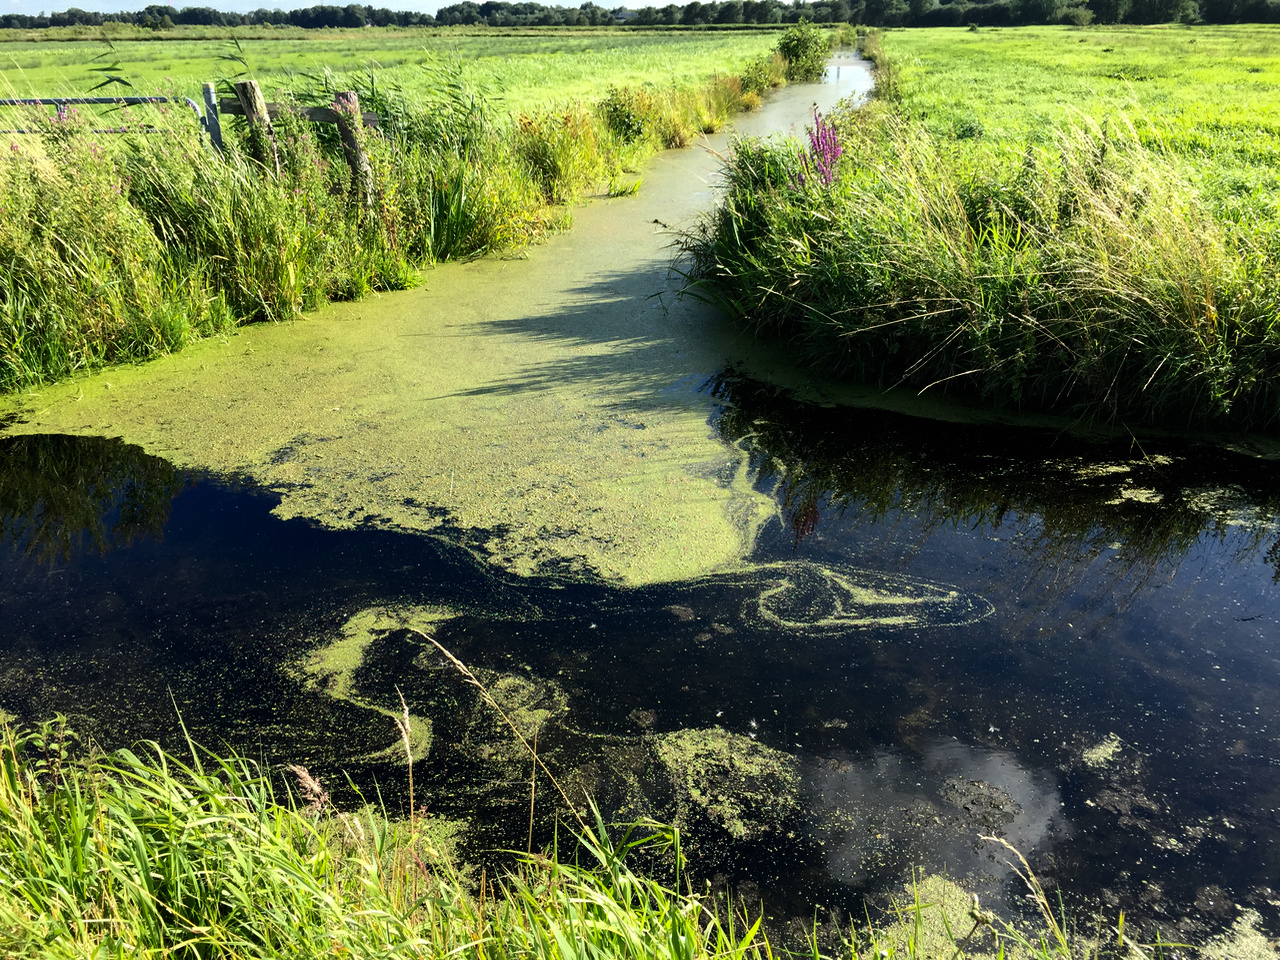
[708, 371, 1280, 586]
[0, 433, 185, 564]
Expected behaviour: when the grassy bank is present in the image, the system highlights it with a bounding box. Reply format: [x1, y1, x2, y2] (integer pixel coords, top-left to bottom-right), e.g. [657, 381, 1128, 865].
[0, 31, 791, 394]
[684, 26, 1280, 433]
[0, 714, 1207, 959]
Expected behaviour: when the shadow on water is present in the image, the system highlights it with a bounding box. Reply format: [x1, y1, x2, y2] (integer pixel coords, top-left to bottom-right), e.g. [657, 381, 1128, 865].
[429, 269, 710, 406]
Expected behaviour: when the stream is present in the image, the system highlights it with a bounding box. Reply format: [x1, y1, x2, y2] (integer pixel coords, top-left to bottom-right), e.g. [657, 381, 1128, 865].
[2, 56, 1279, 946]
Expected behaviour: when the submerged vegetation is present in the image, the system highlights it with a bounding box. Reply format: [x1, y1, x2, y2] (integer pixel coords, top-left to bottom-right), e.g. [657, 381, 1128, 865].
[0, 30, 796, 394]
[685, 26, 1280, 433]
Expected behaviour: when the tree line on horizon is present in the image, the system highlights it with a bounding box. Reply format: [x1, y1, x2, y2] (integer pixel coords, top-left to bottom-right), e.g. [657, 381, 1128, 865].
[2, 0, 1275, 37]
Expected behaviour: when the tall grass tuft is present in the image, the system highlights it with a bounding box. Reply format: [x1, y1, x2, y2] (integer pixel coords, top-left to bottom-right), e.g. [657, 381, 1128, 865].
[0, 716, 785, 960]
[684, 107, 1280, 432]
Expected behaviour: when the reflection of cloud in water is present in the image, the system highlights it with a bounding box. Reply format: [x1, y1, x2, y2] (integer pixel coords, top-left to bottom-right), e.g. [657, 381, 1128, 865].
[737, 561, 995, 634]
[804, 739, 1064, 897]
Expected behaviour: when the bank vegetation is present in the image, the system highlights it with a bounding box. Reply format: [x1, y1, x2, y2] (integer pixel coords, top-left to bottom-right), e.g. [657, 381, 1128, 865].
[0, 31, 800, 394]
[684, 27, 1280, 433]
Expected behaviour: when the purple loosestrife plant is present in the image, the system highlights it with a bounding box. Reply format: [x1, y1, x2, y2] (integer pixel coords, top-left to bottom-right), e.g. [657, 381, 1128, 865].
[793, 109, 842, 188]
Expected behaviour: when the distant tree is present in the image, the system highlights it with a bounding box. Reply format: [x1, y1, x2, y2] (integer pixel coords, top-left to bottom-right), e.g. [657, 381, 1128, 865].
[437, 1, 485, 23]
[908, 0, 938, 22]
[863, 0, 908, 23]
[175, 6, 225, 25]
[1016, 0, 1066, 21]
[50, 6, 101, 25]
[1126, 0, 1195, 19]
[1088, 0, 1131, 20]
[919, 2, 968, 24]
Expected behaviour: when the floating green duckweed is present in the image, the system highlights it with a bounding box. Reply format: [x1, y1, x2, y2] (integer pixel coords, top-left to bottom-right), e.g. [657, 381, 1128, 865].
[1201, 910, 1279, 960]
[305, 606, 455, 701]
[650, 725, 800, 840]
[299, 605, 457, 760]
[743, 560, 995, 633]
[1082, 733, 1125, 770]
[0, 193, 779, 586]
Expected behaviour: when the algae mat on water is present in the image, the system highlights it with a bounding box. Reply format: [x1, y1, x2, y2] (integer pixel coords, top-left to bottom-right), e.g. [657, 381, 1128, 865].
[0, 147, 779, 587]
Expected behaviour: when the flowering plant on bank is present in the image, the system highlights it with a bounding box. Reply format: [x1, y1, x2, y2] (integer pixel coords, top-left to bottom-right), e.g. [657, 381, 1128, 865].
[794, 109, 842, 188]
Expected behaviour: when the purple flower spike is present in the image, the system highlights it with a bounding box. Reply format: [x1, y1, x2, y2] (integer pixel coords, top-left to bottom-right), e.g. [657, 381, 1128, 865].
[805, 110, 842, 187]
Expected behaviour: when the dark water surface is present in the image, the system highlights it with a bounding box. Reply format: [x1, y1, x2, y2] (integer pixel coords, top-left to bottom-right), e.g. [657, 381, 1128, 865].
[3, 374, 1280, 940]
[2, 62, 1279, 945]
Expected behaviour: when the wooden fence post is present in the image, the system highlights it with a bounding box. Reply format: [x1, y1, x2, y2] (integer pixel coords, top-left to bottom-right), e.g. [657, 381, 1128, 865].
[234, 79, 279, 175]
[201, 82, 223, 152]
[334, 91, 375, 215]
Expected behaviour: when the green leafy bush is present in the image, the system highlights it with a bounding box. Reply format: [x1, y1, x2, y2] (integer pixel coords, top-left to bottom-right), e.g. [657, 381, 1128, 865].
[775, 19, 830, 83]
[599, 85, 649, 144]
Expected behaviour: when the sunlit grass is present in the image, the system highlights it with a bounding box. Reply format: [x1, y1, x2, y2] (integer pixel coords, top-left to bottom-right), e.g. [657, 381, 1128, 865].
[0, 28, 781, 116]
[882, 24, 1280, 205]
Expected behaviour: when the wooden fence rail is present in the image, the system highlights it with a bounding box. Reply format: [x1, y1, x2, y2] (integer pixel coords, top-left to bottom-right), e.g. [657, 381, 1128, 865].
[212, 79, 376, 208]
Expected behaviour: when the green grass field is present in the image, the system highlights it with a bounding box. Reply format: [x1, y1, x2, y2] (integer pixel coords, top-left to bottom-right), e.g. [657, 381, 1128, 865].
[0, 28, 781, 115]
[882, 24, 1280, 208]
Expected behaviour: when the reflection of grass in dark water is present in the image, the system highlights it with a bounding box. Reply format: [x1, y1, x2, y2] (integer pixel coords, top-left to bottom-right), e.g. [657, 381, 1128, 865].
[707, 371, 1280, 581]
[0, 434, 186, 565]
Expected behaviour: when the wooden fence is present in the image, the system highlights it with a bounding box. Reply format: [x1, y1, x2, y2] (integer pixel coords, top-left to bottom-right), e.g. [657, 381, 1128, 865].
[2, 79, 379, 207]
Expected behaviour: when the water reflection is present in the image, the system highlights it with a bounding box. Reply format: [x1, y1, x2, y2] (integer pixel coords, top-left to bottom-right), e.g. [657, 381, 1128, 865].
[2, 419, 1280, 942]
[806, 738, 1064, 891]
[707, 370, 1280, 586]
[702, 369, 1280, 937]
[0, 433, 185, 564]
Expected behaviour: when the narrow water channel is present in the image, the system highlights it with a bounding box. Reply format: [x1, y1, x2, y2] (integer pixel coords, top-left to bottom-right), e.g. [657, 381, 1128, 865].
[2, 61, 1278, 946]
